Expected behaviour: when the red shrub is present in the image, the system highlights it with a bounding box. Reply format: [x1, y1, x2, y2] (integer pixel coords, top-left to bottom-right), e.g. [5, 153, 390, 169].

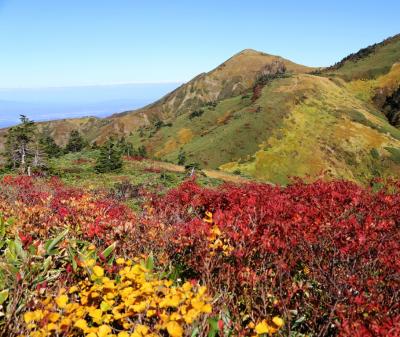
[2, 176, 399, 336]
[0, 177, 137, 247]
[151, 179, 400, 336]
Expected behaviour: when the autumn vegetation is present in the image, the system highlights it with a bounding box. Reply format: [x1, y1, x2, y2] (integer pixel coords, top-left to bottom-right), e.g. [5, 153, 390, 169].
[1, 34, 400, 336]
[0, 173, 399, 336]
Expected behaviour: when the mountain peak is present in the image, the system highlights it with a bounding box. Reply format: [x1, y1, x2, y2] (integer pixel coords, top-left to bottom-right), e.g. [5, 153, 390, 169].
[237, 48, 264, 55]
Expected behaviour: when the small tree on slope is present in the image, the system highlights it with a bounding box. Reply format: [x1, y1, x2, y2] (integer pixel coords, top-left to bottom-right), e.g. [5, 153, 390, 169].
[39, 128, 62, 158]
[65, 130, 85, 153]
[4, 115, 41, 174]
[94, 139, 123, 173]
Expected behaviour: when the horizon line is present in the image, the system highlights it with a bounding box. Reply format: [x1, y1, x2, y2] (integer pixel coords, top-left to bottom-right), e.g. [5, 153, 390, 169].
[0, 80, 185, 90]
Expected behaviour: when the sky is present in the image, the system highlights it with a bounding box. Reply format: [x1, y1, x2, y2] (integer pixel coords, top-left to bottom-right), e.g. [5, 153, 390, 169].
[0, 83, 180, 127]
[0, 0, 399, 89]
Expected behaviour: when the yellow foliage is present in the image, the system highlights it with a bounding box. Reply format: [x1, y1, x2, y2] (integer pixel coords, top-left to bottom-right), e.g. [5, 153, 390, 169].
[23, 259, 212, 337]
[177, 128, 193, 144]
[205, 212, 234, 257]
[166, 321, 183, 337]
[55, 294, 68, 309]
[253, 316, 284, 335]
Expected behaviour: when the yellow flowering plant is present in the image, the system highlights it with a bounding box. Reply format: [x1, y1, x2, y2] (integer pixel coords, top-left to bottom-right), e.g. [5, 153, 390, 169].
[23, 258, 212, 337]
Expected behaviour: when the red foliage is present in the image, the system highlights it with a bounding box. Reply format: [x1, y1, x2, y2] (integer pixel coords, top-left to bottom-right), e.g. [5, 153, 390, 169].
[2, 176, 399, 336]
[0, 176, 136, 246]
[151, 179, 400, 336]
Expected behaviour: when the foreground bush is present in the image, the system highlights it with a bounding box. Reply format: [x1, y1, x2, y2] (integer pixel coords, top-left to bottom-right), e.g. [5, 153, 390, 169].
[150, 179, 400, 336]
[24, 259, 212, 337]
[0, 175, 399, 336]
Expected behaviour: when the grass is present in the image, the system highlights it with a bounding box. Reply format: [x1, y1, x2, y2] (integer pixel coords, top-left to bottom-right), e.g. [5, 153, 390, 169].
[385, 146, 400, 164]
[219, 75, 400, 184]
[3, 70, 400, 187]
[125, 72, 400, 186]
[47, 150, 223, 194]
[1, 37, 400, 186]
[129, 77, 299, 171]
[326, 35, 400, 80]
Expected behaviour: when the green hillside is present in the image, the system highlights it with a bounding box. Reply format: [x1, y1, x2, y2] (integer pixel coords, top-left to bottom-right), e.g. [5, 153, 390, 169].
[120, 34, 400, 185]
[323, 34, 400, 128]
[324, 33, 400, 80]
[127, 73, 400, 184]
[1, 34, 400, 185]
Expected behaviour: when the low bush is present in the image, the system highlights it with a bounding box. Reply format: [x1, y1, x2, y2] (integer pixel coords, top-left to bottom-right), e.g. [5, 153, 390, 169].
[0, 176, 399, 336]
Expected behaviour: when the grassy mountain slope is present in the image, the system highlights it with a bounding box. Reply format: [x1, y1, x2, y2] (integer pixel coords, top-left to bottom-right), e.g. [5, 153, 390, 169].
[128, 73, 400, 184]
[121, 35, 400, 185]
[324, 33, 400, 80]
[323, 34, 400, 127]
[0, 116, 110, 151]
[115, 49, 313, 120]
[1, 36, 400, 184]
[0, 49, 312, 150]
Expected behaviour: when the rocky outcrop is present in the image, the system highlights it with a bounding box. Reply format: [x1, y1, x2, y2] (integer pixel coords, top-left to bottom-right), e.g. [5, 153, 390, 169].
[382, 86, 400, 127]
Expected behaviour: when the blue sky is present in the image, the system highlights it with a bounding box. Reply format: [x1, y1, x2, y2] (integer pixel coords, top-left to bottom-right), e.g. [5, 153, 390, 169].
[0, 0, 399, 88]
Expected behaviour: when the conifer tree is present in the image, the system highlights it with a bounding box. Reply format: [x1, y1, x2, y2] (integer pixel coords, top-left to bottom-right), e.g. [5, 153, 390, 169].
[39, 128, 62, 158]
[4, 115, 37, 173]
[31, 138, 48, 172]
[94, 138, 123, 173]
[117, 136, 134, 156]
[65, 130, 85, 153]
[178, 148, 186, 165]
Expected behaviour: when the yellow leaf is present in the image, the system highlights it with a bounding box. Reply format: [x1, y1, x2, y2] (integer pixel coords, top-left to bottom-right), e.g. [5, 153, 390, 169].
[89, 308, 103, 322]
[46, 323, 58, 331]
[100, 301, 112, 312]
[55, 295, 68, 309]
[118, 332, 130, 337]
[24, 311, 37, 323]
[203, 211, 213, 223]
[146, 309, 156, 317]
[161, 295, 180, 308]
[170, 312, 182, 321]
[85, 258, 96, 267]
[248, 322, 255, 329]
[93, 265, 104, 278]
[116, 258, 125, 265]
[135, 324, 149, 335]
[166, 321, 183, 337]
[68, 286, 79, 294]
[60, 317, 72, 328]
[183, 308, 199, 324]
[255, 320, 270, 335]
[97, 325, 112, 337]
[191, 297, 209, 312]
[272, 316, 284, 328]
[48, 312, 60, 323]
[182, 282, 192, 292]
[202, 303, 212, 313]
[74, 319, 88, 331]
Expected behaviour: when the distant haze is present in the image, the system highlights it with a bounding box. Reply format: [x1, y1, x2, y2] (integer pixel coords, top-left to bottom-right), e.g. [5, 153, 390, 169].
[0, 82, 181, 128]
